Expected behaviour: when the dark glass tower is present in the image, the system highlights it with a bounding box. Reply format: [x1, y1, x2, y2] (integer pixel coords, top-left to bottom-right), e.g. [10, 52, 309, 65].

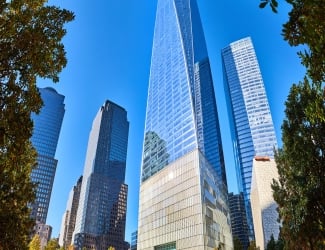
[221, 37, 278, 238]
[73, 100, 129, 250]
[131, 230, 138, 250]
[30, 87, 65, 224]
[138, 0, 232, 249]
[228, 192, 250, 249]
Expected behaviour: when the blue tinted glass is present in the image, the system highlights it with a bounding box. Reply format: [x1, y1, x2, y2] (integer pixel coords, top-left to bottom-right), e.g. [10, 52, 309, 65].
[222, 37, 278, 237]
[30, 87, 65, 223]
[141, 0, 227, 190]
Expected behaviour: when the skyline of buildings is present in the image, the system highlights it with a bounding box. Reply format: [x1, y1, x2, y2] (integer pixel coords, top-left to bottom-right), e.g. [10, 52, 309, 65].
[30, 87, 65, 224]
[29, 6, 284, 249]
[221, 37, 278, 238]
[137, 0, 232, 249]
[72, 100, 129, 250]
[44, 36, 280, 249]
[19, 0, 308, 245]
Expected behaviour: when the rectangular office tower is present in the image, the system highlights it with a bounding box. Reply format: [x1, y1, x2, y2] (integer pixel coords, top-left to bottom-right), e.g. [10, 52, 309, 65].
[30, 87, 65, 224]
[138, 0, 233, 249]
[73, 101, 129, 250]
[221, 37, 278, 237]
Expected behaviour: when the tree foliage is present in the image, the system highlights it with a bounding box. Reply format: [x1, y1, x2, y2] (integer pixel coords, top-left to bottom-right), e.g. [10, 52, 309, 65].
[29, 234, 41, 250]
[273, 78, 325, 249]
[266, 234, 284, 250]
[233, 236, 244, 250]
[248, 241, 260, 250]
[0, 0, 74, 249]
[257, 0, 325, 248]
[259, 0, 325, 85]
[44, 238, 60, 250]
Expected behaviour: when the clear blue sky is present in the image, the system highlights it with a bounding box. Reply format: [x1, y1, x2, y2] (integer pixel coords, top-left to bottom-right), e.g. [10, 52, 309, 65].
[38, 0, 305, 244]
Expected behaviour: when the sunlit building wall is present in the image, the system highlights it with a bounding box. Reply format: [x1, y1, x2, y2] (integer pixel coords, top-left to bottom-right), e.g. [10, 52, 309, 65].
[250, 157, 280, 250]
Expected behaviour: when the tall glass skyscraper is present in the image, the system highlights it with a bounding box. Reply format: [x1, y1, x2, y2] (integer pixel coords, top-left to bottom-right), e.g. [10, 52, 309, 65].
[30, 87, 65, 224]
[221, 37, 278, 238]
[73, 100, 129, 250]
[137, 0, 232, 249]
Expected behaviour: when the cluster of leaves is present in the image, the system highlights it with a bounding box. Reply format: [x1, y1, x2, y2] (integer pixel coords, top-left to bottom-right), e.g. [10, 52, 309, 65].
[259, 0, 325, 248]
[233, 236, 244, 250]
[0, 0, 74, 249]
[247, 241, 260, 250]
[266, 234, 284, 250]
[29, 236, 63, 250]
[44, 239, 61, 250]
[259, 0, 325, 85]
[29, 235, 41, 250]
[273, 79, 325, 249]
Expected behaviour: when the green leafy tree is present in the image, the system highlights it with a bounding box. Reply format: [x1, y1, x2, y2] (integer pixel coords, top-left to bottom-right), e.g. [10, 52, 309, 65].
[272, 78, 325, 249]
[259, 0, 325, 85]
[45, 238, 60, 250]
[0, 0, 74, 249]
[266, 234, 284, 250]
[256, 0, 325, 248]
[248, 241, 260, 250]
[29, 234, 41, 250]
[266, 234, 276, 250]
[233, 236, 243, 250]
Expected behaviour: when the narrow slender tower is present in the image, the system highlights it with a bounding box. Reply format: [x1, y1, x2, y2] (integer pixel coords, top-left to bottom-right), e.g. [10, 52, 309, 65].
[137, 0, 233, 249]
[59, 176, 82, 248]
[73, 100, 129, 250]
[221, 37, 278, 238]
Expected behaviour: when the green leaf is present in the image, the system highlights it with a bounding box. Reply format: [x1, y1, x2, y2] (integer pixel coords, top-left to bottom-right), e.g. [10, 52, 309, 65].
[270, 3, 278, 13]
[259, 1, 269, 8]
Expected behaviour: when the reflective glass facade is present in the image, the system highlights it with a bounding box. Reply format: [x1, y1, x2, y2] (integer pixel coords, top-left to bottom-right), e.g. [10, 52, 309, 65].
[30, 87, 65, 223]
[131, 230, 138, 250]
[141, 0, 226, 190]
[138, 0, 231, 249]
[228, 192, 249, 249]
[221, 37, 278, 237]
[73, 101, 129, 250]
